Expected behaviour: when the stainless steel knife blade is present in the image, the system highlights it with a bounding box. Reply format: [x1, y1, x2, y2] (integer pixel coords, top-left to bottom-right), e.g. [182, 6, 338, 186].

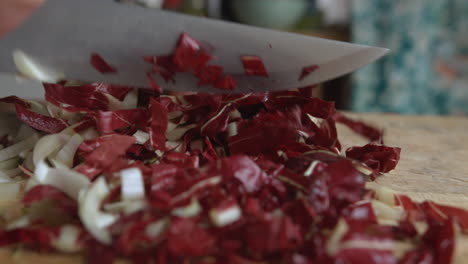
[0, 0, 388, 93]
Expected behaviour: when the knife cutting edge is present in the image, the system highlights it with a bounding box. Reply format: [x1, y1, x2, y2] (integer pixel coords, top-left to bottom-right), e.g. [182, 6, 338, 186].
[0, 0, 389, 93]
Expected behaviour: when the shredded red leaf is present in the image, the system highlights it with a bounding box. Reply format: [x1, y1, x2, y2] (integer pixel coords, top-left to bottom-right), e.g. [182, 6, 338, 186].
[334, 112, 384, 143]
[0, 95, 68, 133]
[95, 109, 149, 134]
[0, 96, 30, 108]
[167, 218, 216, 257]
[86, 135, 135, 166]
[22, 185, 78, 214]
[149, 98, 168, 151]
[146, 72, 163, 93]
[0, 32, 466, 264]
[44, 83, 110, 112]
[0, 228, 60, 251]
[15, 103, 67, 133]
[299, 65, 319, 81]
[22, 185, 71, 205]
[144, 33, 237, 91]
[346, 143, 401, 176]
[241, 55, 269, 77]
[90, 53, 117, 74]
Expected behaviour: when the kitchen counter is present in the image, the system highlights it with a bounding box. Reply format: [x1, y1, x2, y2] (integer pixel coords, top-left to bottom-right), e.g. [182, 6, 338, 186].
[339, 113, 468, 209]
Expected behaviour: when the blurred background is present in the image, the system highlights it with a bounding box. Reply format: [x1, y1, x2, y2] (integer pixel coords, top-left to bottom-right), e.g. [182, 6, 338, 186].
[146, 0, 468, 115]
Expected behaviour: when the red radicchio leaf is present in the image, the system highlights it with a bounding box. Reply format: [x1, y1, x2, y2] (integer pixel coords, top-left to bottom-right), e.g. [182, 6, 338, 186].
[1, 95, 67, 133]
[150, 164, 180, 203]
[335, 248, 395, 264]
[146, 72, 163, 93]
[149, 98, 168, 151]
[333, 112, 383, 143]
[90, 53, 117, 73]
[228, 109, 303, 158]
[126, 145, 157, 161]
[303, 116, 342, 151]
[399, 248, 434, 264]
[22, 185, 77, 214]
[245, 216, 302, 257]
[200, 104, 232, 138]
[162, 151, 199, 169]
[167, 217, 216, 257]
[346, 143, 401, 175]
[79, 136, 109, 153]
[22, 185, 71, 205]
[173, 33, 202, 71]
[73, 117, 96, 133]
[88, 83, 132, 101]
[195, 65, 224, 86]
[95, 109, 149, 134]
[432, 203, 468, 232]
[335, 223, 395, 264]
[180, 94, 222, 123]
[201, 137, 219, 162]
[395, 194, 425, 222]
[420, 201, 451, 224]
[299, 65, 319, 81]
[215, 75, 237, 91]
[175, 39, 215, 74]
[86, 240, 115, 264]
[302, 97, 336, 119]
[0, 96, 30, 108]
[147, 55, 177, 82]
[220, 155, 268, 193]
[44, 83, 110, 111]
[342, 201, 378, 225]
[74, 163, 102, 180]
[145, 33, 236, 91]
[321, 159, 366, 215]
[264, 90, 311, 111]
[282, 199, 317, 232]
[113, 216, 157, 255]
[85, 134, 136, 169]
[0, 228, 59, 250]
[241, 55, 269, 77]
[393, 220, 419, 239]
[422, 219, 455, 264]
[15, 103, 67, 133]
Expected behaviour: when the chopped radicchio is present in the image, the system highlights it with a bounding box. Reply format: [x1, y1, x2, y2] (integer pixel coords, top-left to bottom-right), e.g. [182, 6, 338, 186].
[0, 32, 466, 264]
[299, 65, 319, 81]
[3, 98, 68, 133]
[346, 143, 401, 176]
[90, 53, 117, 74]
[241, 55, 269, 77]
[16, 104, 67, 133]
[95, 109, 149, 134]
[144, 33, 237, 91]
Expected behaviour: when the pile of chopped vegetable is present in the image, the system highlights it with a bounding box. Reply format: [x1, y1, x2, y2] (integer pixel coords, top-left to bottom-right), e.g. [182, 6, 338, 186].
[0, 33, 467, 264]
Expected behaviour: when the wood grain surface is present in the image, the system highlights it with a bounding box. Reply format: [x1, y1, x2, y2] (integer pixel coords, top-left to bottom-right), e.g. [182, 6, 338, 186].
[339, 113, 468, 209]
[1, 113, 467, 263]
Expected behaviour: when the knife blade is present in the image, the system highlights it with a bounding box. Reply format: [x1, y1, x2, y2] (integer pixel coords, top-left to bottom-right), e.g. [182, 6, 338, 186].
[0, 0, 388, 93]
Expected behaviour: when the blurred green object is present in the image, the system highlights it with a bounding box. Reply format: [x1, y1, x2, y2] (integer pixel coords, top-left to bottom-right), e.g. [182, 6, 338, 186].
[177, 0, 206, 16]
[230, 0, 309, 30]
[351, 0, 468, 115]
[295, 14, 323, 31]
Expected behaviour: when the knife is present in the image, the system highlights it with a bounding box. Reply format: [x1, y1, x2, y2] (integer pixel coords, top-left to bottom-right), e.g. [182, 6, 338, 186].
[0, 0, 388, 94]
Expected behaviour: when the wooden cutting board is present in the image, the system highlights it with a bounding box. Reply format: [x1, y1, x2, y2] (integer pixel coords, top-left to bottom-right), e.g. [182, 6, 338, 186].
[1, 113, 468, 263]
[339, 113, 468, 210]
